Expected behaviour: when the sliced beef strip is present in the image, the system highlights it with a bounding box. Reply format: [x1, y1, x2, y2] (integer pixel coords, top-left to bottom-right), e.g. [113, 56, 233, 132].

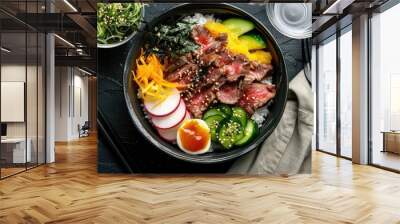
[182, 75, 226, 118]
[188, 65, 227, 95]
[185, 88, 216, 118]
[212, 76, 227, 90]
[165, 63, 199, 89]
[199, 50, 233, 68]
[216, 82, 241, 105]
[223, 61, 244, 82]
[218, 54, 248, 82]
[203, 67, 223, 86]
[204, 33, 227, 54]
[192, 25, 212, 46]
[237, 82, 276, 114]
[214, 51, 233, 68]
[164, 56, 185, 73]
[180, 66, 220, 100]
[199, 53, 220, 67]
[243, 62, 273, 84]
[192, 25, 227, 54]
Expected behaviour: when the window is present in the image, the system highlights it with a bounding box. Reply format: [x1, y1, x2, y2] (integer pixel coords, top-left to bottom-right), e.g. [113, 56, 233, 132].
[317, 36, 337, 154]
[316, 25, 353, 159]
[0, 1, 46, 179]
[370, 3, 400, 171]
[339, 28, 352, 158]
[1, 30, 28, 178]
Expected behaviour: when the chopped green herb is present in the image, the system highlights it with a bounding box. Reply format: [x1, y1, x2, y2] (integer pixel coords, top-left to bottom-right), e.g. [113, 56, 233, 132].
[147, 21, 199, 58]
[97, 3, 142, 45]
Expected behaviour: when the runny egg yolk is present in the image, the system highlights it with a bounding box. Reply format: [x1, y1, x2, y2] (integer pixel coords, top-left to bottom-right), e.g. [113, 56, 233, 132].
[178, 120, 210, 152]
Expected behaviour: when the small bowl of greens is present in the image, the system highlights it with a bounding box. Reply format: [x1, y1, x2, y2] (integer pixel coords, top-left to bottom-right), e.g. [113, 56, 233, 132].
[97, 3, 144, 48]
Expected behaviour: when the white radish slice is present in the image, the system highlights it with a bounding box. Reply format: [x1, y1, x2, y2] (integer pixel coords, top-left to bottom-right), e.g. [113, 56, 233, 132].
[157, 112, 191, 142]
[151, 99, 186, 129]
[144, 88, 181, 117]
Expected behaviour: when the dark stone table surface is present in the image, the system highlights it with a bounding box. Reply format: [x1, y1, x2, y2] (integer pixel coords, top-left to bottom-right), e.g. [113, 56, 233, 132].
[98, 3, 308, 173]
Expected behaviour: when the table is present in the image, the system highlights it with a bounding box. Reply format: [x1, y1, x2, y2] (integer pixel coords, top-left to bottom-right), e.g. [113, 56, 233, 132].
[382, 131, 400, 154]
[98, 3, 310, 173]
[1, 138, 31, 164]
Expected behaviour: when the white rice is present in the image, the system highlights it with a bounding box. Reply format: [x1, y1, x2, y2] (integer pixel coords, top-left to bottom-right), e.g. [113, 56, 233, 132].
[251, 75, 275, 127]
[260, 76, 273, 85]
[183, 13, 218, 26]
[252, 104, 271, 127]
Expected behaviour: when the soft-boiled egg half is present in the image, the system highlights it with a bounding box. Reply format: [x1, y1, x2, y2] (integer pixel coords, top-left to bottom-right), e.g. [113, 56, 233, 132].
[177, 119, 211, 155]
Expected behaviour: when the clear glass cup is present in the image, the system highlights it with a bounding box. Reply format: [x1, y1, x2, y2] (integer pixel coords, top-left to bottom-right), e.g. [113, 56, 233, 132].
[266, 3, 312, 39]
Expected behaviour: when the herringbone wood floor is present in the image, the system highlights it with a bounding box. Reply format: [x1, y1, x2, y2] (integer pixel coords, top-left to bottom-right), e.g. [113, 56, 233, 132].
[1, 135, 400, 224]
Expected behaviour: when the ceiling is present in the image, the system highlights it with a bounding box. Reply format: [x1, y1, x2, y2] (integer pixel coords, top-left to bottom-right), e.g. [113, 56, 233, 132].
[3, 0, 394, 73]
[0, 0, 96, 73]
[1, 31, 45, 64]
[312, 0, 390, 42]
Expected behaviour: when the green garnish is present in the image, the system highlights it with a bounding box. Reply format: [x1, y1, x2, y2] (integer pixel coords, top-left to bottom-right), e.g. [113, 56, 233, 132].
[218, 118, 244, 149]
[235, 119, 258, 146]
[202, 105, 259, 149]
[147, 21, 199, 58]
[204, 115, 225, 142]
[97, 3, 142, 45]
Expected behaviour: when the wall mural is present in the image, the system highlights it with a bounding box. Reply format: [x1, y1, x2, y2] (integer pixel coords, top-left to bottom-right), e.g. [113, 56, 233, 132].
[97, 3, 313, 175]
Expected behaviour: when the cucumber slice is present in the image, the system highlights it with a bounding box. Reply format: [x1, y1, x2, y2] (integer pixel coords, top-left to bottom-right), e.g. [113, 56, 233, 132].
[218, 118, 244, 149]
[203, 108, 228, 120]
[222, 18, 255, 36]
[232, 107, 247, 128]
[235, 119, 259, 146]
[204, 115, 225, 142]
[239, 34, 267, 50]
[216, 104, 232, 117]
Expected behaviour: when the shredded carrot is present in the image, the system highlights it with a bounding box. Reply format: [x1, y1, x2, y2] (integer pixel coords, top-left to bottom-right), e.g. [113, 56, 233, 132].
[133, 51, 180, 103]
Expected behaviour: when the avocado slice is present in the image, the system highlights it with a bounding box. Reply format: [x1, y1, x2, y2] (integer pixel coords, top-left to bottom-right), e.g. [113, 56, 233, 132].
[239, 34, 267, 50]
[222, 18, 255, 36]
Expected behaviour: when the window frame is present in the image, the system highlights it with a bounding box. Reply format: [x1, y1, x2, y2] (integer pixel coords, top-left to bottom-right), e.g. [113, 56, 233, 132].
[315, 24, 353, 161]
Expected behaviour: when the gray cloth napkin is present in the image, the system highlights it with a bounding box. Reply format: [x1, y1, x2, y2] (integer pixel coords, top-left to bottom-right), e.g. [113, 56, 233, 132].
[228, 70, 314, 175]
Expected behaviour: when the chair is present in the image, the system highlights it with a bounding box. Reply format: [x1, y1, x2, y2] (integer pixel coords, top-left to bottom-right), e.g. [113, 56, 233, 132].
[78, 121, 90, 138]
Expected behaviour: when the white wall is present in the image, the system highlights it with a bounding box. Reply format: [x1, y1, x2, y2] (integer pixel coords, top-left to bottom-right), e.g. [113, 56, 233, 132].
[1, 65, 26, 138]
[1, 65, 31, 138]
[72, 73, 89, 138]
[54, 66, 89, 141]
[1, 63, 46, 164]
[55, 66, 69, 141]
[1, 82, 25, 122]
[1, 64, 25, 81]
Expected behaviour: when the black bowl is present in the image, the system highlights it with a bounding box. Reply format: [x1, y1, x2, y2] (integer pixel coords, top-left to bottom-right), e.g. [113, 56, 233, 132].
[123, 3, 288, 164]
